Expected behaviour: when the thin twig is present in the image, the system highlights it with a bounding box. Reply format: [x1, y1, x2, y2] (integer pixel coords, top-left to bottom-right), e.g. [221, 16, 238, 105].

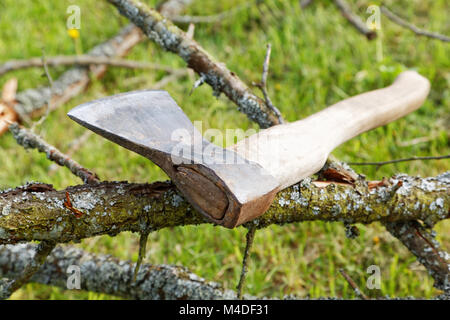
[339, 268, 369, 300]
[8, 123, 100, 184]
[12, 25, 144, 123]
[333, 0, 376, 40]
[236, 225, 257, 299]
[133, 231, 150, 281]
[48, 131, 93, 175]
[0, 241, 56, 300]
[186, 23, 195, 39]
[0, 55, 179, 77]
[348, 155, 450, 167]
[253, 44, 284, 124]
[381, 6, 450, 42]
[107, 0, 282, 128]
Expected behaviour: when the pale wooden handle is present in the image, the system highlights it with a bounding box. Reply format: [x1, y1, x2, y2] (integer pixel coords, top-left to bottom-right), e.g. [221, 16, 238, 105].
[232, 71, 430, 189]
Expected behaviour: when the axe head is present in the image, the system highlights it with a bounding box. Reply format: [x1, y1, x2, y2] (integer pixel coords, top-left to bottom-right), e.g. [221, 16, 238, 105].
[68, 90, 279, 228]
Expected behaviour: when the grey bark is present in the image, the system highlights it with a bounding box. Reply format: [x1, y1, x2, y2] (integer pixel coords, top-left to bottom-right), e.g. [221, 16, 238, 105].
[0, 243, 237, 300]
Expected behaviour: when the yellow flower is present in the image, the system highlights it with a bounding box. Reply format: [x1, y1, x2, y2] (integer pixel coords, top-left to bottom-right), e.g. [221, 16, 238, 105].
[274, 83, 281, 91]
[368, 21, 378, 31]
[372, 236, 380, 245]
[67, 28, 80, 39]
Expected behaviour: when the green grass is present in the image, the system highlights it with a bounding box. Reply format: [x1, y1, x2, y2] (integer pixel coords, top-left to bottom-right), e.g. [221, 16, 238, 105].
[0, 0, 449, 299]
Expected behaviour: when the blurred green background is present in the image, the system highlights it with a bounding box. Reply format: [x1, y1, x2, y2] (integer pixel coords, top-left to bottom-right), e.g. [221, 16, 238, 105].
[0, 0, 448, 299]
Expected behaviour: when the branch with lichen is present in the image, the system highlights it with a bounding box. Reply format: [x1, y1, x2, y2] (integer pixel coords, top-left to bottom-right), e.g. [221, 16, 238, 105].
[2, 244, 447, 300]
[9, 123, 100, 184]
[385, 220, 450, 293]
[0, 173, 448, 245]
[106, 0, 281, 128]
[0, 241, 55, 299]
[0, 243, 238, 300]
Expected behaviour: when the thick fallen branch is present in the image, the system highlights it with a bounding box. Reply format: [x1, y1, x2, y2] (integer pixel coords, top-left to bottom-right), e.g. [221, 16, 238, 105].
[0, 244, 237, 300]
[0, 55, 179, 77]
[0, 173, 448, 245]
[333, 0, 376, 40]
[107, 0, 281, 128]
[0, 241, 55, 299]
[381, 6, 450, 43]
[2, 244, 447, 300]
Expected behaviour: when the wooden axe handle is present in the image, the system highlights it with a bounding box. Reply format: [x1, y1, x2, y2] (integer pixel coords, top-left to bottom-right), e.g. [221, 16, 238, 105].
[232, 71, 430, 189]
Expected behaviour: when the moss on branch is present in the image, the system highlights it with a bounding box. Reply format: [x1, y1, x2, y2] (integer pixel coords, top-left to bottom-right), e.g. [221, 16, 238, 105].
[0, 173, 448, 245]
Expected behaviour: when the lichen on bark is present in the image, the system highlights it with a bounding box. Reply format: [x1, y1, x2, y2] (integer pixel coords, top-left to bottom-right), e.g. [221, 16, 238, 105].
[0, 173, 448, 245]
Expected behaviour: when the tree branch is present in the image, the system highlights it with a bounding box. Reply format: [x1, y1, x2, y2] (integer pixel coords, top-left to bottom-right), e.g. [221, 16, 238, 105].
[348, 155, 450, 167]
[0, 173, 448, 245]
[0, 244, 238, 300]
[106, 0, 281, 128]
[0, 55, 181, 77]
[339, 268, 369, 300]
[10, 0, 192, 122]
[333, 0, 376, 40]
[385, 220, 450, 293]
[0, 241, 55, 299]
[8, 123, 100, 184]
[12, 25, 144, 122]
[236, 225, 256, 299]
[381, 6, 450, 42]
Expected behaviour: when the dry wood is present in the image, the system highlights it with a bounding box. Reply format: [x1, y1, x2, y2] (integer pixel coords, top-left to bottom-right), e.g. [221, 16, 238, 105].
[0, 241, 55, 299]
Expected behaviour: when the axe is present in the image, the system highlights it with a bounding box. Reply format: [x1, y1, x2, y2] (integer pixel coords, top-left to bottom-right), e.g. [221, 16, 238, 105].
[68, 71, 430, 228]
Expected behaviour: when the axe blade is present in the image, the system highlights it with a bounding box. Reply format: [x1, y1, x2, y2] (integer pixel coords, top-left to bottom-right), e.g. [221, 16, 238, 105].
[68, 90, 279, 228]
